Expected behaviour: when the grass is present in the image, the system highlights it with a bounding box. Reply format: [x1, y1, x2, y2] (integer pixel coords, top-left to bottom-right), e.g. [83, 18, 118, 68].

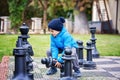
[0, 34, 120, 61]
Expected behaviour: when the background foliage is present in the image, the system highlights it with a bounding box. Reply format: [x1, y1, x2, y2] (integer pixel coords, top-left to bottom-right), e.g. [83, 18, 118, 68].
[8, 0, 29, 31]
[0, 0, 9, 16]
[6, 0, 93, 31]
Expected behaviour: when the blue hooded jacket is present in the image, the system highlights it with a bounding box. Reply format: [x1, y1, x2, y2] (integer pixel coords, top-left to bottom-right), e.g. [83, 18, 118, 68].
[50, 27, 78, 63]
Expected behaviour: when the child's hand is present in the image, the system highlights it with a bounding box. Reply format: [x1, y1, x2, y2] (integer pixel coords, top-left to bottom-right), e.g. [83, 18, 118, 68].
[55, 61, 62, 68]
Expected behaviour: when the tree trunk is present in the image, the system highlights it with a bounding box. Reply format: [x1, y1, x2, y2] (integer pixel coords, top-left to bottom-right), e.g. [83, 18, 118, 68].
[38, 0, 48, 34]
[43, 8, 47, 34]
[43, 0, 48, 34]
[73, 11, 89, 34]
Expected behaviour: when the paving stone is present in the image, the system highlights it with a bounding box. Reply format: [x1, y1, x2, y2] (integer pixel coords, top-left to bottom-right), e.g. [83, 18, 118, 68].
[96, 61, 118, 64]
[6, 56, 120, 80]
[109, 72, 120, 79]
[98, 64, 120, 68]
[81, 72, 114, 77]
[103, 67, 120, 72]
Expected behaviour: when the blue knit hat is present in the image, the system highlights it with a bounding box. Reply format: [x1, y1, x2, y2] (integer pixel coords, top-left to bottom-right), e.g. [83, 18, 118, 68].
[48, 17, 65, 31]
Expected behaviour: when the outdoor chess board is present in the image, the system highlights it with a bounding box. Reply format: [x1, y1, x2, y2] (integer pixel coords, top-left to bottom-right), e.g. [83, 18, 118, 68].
[7, 56, 120, 80]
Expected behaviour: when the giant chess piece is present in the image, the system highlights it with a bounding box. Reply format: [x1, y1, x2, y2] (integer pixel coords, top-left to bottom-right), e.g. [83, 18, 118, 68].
[60, 47, 76, 80]
[12, 23, 34, 80]
[20, 23, 34, 79]
[76, 40, 85, 67]
[83, 41, 96, 70]
[41, 57, 64, 78]
[90, 27, 99, 58]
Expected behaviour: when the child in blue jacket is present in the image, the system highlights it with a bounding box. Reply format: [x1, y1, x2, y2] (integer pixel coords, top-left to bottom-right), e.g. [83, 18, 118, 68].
[46, 17, 81, 77]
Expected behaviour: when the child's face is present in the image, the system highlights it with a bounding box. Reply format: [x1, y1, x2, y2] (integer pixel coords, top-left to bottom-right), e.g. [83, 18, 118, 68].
[50, 29, 60, 37]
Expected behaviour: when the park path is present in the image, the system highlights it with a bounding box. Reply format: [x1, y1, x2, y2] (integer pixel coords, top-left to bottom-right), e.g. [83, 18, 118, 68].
[0, 56, 9, 80]
[0, 56, 120, 80]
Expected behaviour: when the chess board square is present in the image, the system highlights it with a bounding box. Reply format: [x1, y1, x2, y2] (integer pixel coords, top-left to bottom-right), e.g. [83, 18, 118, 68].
[103, 67, 120, 72]
[96, 61, 118, 64]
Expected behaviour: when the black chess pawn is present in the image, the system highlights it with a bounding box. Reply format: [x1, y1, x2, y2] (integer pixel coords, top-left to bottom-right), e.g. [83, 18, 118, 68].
[90, 27, 100, 58]
[83, 41, 96, 70]
[60, 47, 76, 80]
[76, 40, 85, 67]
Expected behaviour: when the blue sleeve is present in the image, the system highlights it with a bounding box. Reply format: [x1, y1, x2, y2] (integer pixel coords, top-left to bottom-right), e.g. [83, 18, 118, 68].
[56, 33, 73, 63]
[50, 36, 58, 59]
[63, 33, 72, 48]
[57, 51, 64, 63]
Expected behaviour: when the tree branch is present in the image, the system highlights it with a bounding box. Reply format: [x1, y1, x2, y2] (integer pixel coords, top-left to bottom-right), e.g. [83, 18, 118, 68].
[38, 0, 45, 9]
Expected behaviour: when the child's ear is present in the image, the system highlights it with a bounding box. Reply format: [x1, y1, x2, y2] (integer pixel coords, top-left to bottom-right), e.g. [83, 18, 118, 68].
[48, 28, 50, 31]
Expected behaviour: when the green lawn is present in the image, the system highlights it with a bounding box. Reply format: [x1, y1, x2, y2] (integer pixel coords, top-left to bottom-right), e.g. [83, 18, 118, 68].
[0, 34, 120, 61]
